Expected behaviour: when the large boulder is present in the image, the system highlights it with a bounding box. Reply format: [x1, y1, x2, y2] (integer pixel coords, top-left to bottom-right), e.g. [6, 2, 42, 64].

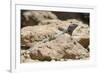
[21, 18, 90, 62]
[21, 11, 58, 27]
[21, 25, 62, 48]
[29, 34, 89, 61]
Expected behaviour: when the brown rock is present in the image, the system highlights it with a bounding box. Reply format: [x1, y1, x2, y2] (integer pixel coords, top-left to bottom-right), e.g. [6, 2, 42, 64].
[29, 34, 89, 61]
[21, 11, 57, 27]
[21, 18, 90, 62]
[21, 25, 62, 48]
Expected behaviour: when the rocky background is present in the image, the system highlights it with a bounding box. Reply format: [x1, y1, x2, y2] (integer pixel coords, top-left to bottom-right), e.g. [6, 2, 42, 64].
[21, 10, 90, 63]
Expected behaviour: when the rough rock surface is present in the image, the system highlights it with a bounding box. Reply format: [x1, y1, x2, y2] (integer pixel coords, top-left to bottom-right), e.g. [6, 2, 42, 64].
[70, 19, 90, 49]
[21, 19, 72, 48]
[21, 11, 57, 27]
[21, 25, 62, 48]
[21, 11, 90, 63]
[29, 34, 89, 61]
